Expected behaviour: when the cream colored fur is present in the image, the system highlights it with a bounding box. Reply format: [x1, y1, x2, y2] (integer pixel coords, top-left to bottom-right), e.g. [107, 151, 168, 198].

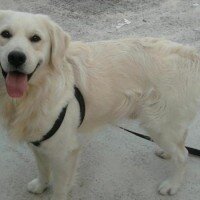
[0, 10, 200, 199]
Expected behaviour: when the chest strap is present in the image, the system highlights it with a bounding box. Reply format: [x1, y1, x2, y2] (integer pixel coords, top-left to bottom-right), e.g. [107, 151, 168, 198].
[31, 86, 85, 147]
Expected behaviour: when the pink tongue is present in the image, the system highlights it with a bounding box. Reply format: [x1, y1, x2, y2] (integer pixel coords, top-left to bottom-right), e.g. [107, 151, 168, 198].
[6, 72, 28, 98]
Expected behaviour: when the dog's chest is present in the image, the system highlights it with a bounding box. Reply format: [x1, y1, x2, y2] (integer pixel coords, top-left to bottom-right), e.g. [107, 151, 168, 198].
[1, 100, 45, 141]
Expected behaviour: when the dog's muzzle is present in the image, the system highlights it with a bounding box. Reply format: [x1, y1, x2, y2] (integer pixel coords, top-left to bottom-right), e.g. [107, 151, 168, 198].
[0, 61, 41, 98]
[1, 61, 41, 81]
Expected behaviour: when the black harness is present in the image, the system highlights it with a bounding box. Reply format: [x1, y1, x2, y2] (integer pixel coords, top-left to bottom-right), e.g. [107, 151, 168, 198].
[31, 86, 85, 147]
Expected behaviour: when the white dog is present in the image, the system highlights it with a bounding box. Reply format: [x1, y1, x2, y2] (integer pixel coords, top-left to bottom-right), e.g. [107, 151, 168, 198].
[0, 10, 199, 200]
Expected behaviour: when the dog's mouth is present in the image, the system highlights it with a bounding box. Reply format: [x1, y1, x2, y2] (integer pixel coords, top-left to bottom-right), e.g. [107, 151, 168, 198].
[1, 62, 40, 98]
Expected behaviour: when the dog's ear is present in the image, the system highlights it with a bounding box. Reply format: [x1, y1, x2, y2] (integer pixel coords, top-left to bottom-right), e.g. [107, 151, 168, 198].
[42, 16, 70, 69]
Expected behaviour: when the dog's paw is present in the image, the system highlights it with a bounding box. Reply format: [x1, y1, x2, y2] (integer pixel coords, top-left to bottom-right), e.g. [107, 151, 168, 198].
[27, 178, 48, 194]
[155, 150, 171, 159]
[158, 178, 180, 195]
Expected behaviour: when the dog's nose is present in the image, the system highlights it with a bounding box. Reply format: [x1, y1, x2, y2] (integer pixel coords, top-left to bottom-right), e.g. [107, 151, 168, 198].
[8, 51, 26, 67]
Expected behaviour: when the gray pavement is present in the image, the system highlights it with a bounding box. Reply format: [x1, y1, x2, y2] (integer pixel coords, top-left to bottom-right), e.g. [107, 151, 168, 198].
[0, 0, 200, 199]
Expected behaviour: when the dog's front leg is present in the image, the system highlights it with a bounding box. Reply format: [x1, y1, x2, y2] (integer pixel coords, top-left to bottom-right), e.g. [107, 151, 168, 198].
[50, 147, 80, 200]
[28, 145, 50, 194]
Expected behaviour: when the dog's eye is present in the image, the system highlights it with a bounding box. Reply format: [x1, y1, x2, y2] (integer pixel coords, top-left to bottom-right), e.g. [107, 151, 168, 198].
[30, 35, 41, 43]
[1, 30, 12, 39]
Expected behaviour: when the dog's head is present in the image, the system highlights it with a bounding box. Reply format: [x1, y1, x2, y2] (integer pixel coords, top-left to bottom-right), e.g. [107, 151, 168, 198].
[0, 10, 70, 98]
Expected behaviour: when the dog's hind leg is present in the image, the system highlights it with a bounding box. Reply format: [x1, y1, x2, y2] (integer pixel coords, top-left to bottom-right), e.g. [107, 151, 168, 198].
[139, 92, 189, 195]
[158, 146, 188, 195]
[27, 145, 50, 194]
[153, 132, 188, 195]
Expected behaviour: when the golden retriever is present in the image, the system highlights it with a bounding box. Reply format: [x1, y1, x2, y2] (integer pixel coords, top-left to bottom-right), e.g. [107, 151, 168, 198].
[0, 10, 199, 200]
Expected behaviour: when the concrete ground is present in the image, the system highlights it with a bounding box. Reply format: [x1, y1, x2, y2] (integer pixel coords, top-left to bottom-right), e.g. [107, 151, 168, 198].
[0, 0, 200, 199]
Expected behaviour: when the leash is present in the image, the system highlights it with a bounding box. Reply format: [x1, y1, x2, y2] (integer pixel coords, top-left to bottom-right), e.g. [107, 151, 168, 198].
[119, 126, 200, 157]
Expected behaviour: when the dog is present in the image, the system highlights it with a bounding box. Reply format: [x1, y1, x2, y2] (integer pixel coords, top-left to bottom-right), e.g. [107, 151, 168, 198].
[0, 10, 199, 200]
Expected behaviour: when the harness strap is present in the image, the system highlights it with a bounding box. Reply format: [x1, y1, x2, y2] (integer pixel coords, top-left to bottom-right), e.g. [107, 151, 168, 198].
[31, 105, 68, 147]
[74, 86, 85, 127]
[31, 86, 85, 147]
